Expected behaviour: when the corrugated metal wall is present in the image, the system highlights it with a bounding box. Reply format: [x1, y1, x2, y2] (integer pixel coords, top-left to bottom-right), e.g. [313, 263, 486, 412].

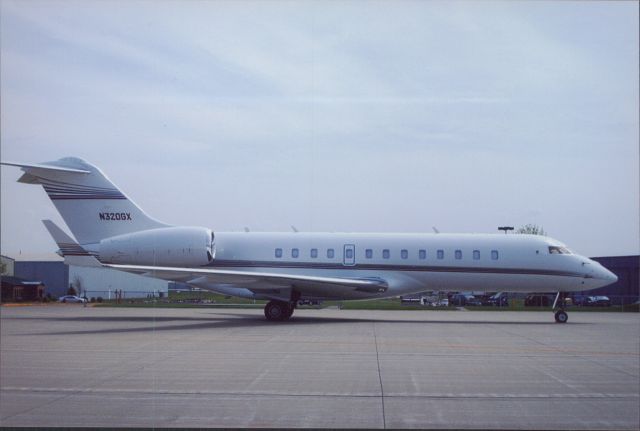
[587, 255, 639, 303]
[14, 261, 69, 297]
[13, 261, 168, 299]
[69, 266, 168, 299]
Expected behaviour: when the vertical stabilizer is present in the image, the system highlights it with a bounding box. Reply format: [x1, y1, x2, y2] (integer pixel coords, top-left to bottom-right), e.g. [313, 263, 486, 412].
[2, 157, 169, 245]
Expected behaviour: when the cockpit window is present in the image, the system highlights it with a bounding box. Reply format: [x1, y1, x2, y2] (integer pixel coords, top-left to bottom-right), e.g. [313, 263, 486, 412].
[548, 246, 571, 255]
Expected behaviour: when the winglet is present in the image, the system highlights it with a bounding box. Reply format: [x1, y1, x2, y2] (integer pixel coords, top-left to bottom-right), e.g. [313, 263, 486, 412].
[42, 220, 102, 267]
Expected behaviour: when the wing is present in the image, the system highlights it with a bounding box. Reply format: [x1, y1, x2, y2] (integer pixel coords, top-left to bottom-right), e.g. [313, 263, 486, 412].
[107, 263, 389, 296]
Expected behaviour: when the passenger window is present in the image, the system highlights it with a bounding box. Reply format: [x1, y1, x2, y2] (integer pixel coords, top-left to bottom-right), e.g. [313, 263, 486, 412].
[311, 248, 318, 258]
[401, 249, 408, 259]
[346, 248, 354, 259]
[383, 249, 390, 259]
[292, 248, 299, 258]
[455, 250, 462, 260]
[473, 250, 480, 260]
[419, 249, 426, 260]
[491, 250, 499, 260]
[327, 249, 335, 259]
[275, 248, 283, 258]
[437, 249, 444, 259]
[365, 249, 373, 259]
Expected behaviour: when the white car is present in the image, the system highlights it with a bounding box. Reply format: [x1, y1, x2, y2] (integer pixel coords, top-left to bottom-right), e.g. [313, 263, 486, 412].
[58, 295, 88, 303]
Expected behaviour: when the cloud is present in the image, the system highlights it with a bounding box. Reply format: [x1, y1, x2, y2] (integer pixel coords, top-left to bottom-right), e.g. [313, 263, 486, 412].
[1, 0, 638, 257]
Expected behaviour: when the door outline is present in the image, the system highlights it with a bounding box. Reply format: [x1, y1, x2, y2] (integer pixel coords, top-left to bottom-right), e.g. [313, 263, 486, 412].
[343, 244, 356, 266]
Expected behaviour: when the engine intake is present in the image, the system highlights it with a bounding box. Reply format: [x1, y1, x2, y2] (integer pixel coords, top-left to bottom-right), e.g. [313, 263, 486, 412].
[99, 226, 214, 267]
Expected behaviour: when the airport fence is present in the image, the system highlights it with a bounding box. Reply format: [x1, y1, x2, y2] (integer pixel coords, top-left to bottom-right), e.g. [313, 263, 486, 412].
[81, 289, 166, 303]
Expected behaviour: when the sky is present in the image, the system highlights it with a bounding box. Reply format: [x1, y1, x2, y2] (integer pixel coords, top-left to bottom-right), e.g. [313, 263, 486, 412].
[1, 0, 638, 258]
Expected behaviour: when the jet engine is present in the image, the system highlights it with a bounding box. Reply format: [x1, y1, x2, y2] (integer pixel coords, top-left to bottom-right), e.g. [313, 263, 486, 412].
[98, 226, 214, 267]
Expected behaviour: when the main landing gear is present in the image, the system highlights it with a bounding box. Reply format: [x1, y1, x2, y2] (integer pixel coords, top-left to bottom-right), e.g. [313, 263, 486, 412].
[264, 300, 296, 322]
[553, 292, 568, 323]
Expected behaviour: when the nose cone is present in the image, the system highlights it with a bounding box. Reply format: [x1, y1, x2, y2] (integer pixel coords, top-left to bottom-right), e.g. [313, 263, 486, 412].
[593, 263, 618, 287]
[602, 268, 618, 284]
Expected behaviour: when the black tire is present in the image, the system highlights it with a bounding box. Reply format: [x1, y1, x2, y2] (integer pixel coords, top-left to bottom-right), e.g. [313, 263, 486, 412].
[554, 310, 568, 323]
[286, 303, 295, 319]
[62, 299, 67, 303]
[264, 301, 289, 321]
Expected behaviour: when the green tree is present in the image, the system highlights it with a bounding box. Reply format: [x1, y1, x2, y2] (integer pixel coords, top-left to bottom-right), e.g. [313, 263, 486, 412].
[516, 224, 546, 235]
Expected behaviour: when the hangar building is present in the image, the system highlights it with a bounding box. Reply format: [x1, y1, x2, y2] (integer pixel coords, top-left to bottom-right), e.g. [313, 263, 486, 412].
[1, 255, 15, 276]
[6, 253, 168, 299]
[585, 255, 639, 305]
[10, 254, 68, 298]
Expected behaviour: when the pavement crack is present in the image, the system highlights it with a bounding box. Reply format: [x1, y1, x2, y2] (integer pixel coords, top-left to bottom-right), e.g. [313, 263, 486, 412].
[372, 321, 386, 429]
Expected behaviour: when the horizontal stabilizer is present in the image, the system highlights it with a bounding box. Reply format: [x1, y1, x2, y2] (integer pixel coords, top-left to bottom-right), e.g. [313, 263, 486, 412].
[1, 161, 90, 174]
[42, 220, 102, 267]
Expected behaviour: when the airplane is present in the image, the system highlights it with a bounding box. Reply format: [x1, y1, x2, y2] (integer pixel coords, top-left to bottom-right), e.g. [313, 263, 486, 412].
[1, 157, 618, 323]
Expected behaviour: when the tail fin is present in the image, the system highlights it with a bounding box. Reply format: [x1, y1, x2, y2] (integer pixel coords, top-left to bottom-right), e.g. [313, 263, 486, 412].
[2, 157, 168, 245]
[42, 220, 102, 267]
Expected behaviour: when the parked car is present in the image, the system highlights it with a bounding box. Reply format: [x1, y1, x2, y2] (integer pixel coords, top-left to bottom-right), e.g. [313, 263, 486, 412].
[434, 298, 449, 307]
[58, 295, 88, 303]
[524, 294, 554, 307]
[478, 294, 495, 306]
[487, 292, 509, 307]
[297, 299, 321, 307]
[524, 294, 572, 307]
[585, 296, 611, 307]
[450, 294, 481, 306]
[572, 294, 589, 306]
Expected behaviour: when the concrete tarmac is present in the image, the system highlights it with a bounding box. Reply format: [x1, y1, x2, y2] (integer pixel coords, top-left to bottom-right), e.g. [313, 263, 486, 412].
[1, 305, 638, 429]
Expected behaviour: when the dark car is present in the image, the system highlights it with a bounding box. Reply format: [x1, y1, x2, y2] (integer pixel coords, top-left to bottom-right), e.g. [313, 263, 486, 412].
[585, 296, 611, 307]
[450, 294, 481, 306]
[572, 294, 589, 306]
[297, 299, 321, 307]
[487, 293, 509, 307]
[477, 294, 493, 306]
[524, 294, 554, 307]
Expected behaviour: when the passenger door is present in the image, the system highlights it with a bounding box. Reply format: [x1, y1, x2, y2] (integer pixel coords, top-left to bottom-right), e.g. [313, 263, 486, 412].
[343, 244, 356, 266]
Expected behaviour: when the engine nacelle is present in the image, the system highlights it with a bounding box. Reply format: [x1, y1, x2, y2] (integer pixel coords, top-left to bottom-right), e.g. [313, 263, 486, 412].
[99, 226, 214, 267]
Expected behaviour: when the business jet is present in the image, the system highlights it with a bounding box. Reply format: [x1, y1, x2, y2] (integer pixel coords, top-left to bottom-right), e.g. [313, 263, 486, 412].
[1, 157, 618, 323]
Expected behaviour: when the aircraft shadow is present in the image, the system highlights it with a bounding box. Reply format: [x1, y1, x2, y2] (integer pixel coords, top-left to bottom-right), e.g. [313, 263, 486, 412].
[9, 312, 589, 336]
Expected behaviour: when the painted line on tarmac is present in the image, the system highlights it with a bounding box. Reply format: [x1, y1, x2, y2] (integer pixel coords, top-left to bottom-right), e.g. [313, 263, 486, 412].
[2, 386, 638, 399]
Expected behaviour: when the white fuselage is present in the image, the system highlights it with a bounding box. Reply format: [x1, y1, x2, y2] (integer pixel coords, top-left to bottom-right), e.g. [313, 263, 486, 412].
[201, 232, 616, 301]
[4, 157, 619, 319]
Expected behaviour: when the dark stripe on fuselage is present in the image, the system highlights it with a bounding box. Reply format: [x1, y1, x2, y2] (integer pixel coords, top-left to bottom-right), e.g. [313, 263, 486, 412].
[206, 259, 584, 278]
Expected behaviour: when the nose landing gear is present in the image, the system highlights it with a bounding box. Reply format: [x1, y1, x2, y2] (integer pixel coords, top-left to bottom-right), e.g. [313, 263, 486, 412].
[553, 292, 568, 323]
[554, 309, 568, 323]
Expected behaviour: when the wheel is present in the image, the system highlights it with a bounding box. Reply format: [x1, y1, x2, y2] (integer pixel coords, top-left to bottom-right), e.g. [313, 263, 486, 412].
[286, 303, 295, 318]
[264, 300, 290, 321]
[554, 310, 568, 323]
